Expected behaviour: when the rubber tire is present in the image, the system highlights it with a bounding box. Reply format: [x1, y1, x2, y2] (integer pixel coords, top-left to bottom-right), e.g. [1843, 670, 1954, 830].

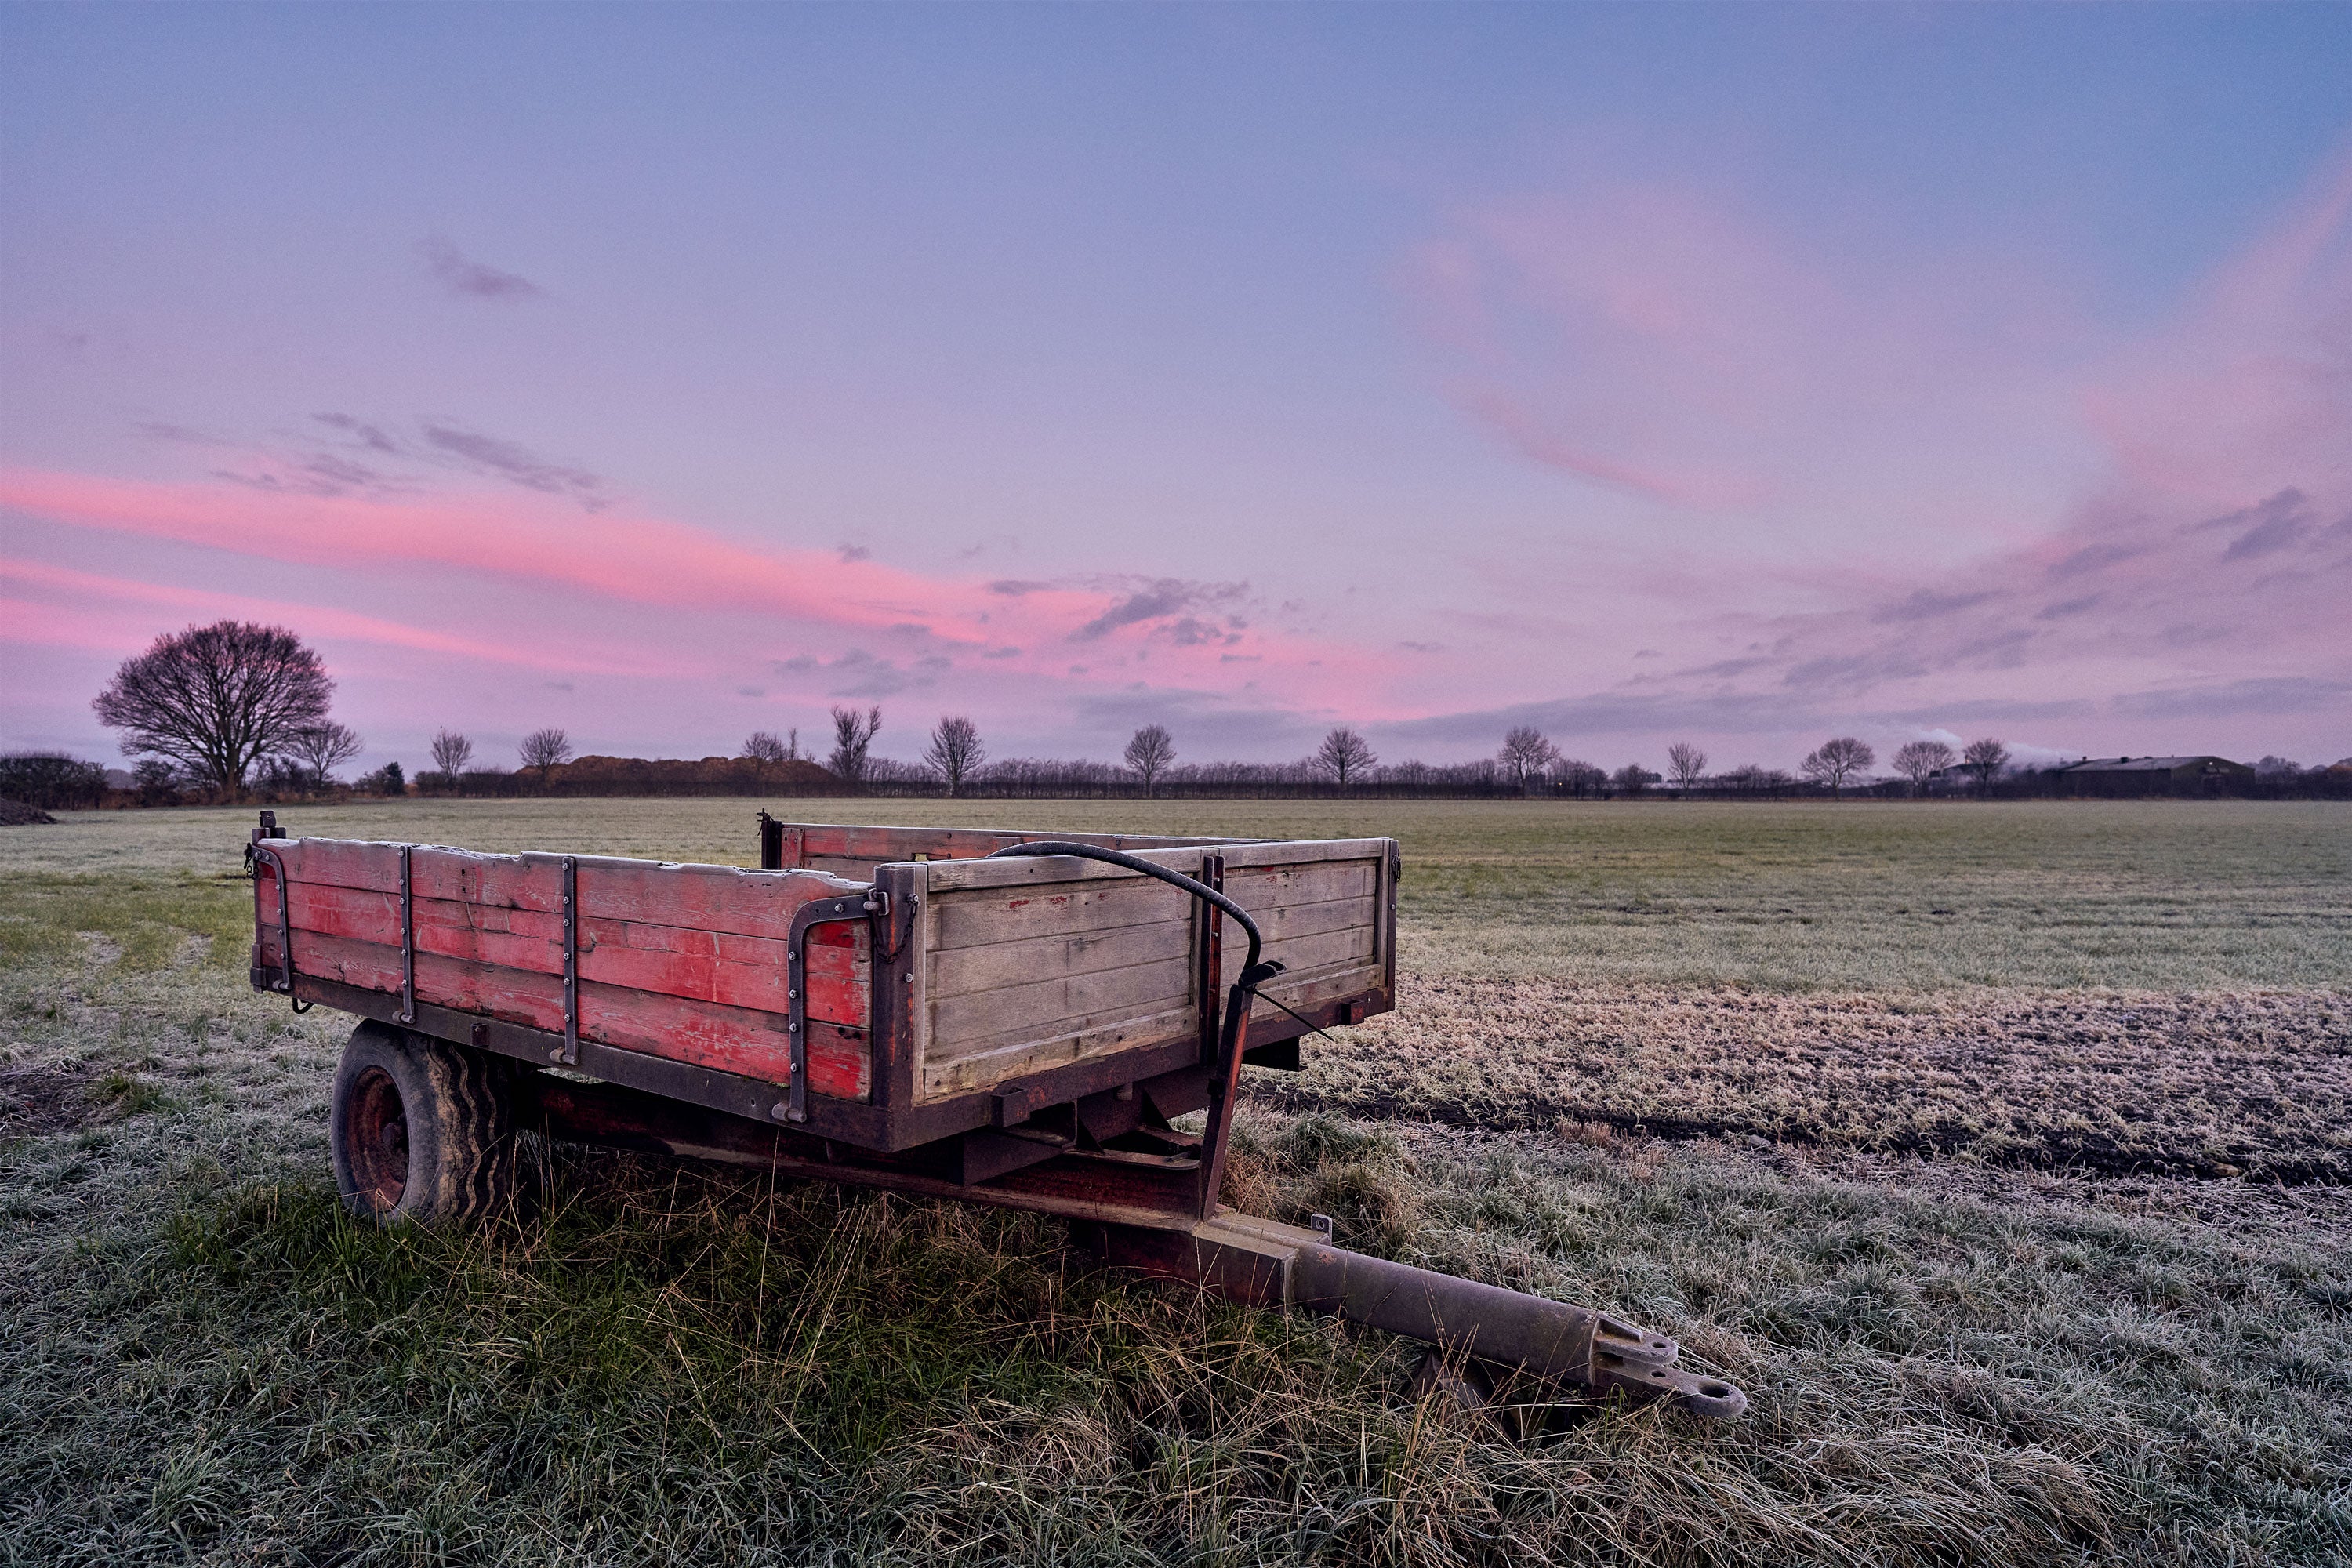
[330, 1021, 514, 1226]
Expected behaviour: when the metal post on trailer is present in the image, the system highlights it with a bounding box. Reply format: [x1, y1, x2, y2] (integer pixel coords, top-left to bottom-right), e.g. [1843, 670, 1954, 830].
[245, 811, 310, 1014]
[397, 844, 416, 1025]
[782, 889, 892, 1125]
[559, 856, 579, 1065]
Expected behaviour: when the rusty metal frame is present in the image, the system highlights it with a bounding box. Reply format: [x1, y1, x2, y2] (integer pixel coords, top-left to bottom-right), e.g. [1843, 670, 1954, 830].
[783, 890, 887, 1124]
[246, 841, 311, 1014]
[559, 855, 579, 1065]
[397, 844, 416, 1025]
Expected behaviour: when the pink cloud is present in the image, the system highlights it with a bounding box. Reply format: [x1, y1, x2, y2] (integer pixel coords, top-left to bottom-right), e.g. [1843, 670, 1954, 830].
[0, 557, 672, 673]
[1403, 180, 2092, 543]
[2083, 150, 2352, 505]
[1398, 149, 2352, 758]
[0, 465, 1402, 724]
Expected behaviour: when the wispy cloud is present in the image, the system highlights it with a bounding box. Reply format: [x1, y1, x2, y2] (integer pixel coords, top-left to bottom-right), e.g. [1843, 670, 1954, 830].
[419, 424, 606, 510]
[0, 465, 1388, 714]
[1069, 578, 1247, 642]
[418, 236, 545, 302]
[0, 557, 645, 673]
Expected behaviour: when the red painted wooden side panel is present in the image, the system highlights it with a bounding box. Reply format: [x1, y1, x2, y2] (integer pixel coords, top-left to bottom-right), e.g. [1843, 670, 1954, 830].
[280, 880, 868, 1025]
[259, 925, 870, 1100]
[797, 826, 1023, 864]
[267, 840, 865, 944]
[256, 840, 875, 1099]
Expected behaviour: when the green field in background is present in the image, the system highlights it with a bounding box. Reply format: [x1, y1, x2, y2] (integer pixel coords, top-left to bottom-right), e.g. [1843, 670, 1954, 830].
[10, 796, 2347, 991]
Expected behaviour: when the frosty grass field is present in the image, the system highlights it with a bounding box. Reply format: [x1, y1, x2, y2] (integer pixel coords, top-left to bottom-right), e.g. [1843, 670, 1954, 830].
[1, 797, 2346, 1566]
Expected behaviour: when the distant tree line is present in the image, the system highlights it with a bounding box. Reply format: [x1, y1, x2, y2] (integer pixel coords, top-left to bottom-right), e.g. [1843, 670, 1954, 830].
[24, 619, 2349, 810]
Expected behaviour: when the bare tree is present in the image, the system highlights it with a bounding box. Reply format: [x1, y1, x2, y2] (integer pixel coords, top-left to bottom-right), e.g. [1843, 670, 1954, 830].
[742, 729, 800, 764]
[1314, 727, 1377, 786]
[1892, 739, 1955, 794]
[740, 728, 799, 788]
[828, 705, 883, 783]
[1498, 726, 1562, 793]
[519, 727, 574, 781]
[1962, 737, 2009, 794]
[1666, 742, 1708, 793]
[1799, 736, 1875, 797]
[285, 720, 364, 789]
[430, 728, 475, 781]
[1123, 724, 1177, 795]
[924, 716, 985, 797]
[91, 621, 334, 793]
[1555, 759, 1606, 797]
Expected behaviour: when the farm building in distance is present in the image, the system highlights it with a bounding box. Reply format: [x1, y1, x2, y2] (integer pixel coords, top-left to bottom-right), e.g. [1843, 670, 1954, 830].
[2056, 756, 2255, 797]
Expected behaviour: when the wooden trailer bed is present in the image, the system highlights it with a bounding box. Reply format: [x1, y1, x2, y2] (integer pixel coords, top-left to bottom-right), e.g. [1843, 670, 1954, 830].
[251, 819, 1396, 1156]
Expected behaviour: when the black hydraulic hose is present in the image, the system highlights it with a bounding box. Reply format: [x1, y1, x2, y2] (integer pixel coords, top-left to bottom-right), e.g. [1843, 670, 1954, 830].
[986, 840, 1287, 1221]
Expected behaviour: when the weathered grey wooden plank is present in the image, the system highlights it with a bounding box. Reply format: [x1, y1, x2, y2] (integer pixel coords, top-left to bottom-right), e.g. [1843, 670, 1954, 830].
[1224, 924, 1378, 989]
[927, 917, 1193, 997]
[931, 877, 1197, 949]
[1246, 892, 1377, 946]
[918, 1003, 1196, 1100]
[917, 848, 1208, 893]
[1221, 858, 1378, 910]
[1218, 837, 1393, 869]
[929, 954, 1195, 1052]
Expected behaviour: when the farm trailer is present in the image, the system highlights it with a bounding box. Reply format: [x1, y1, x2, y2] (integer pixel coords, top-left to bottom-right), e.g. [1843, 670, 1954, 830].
[245, 810, 1746, 1420]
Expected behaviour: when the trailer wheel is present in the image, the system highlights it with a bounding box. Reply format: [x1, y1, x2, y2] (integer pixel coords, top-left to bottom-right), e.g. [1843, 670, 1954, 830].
[331, 1022, 514, 1226]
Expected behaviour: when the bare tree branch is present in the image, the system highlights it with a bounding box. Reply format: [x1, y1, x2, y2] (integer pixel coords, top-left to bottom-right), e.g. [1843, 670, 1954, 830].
[1123, 725, 1176, 795]
[1799, 736, 1876, 797]
[285, 720, 364, 788]
[1500, 726, 1563, 793]
[430, 728, 475, 779]
[1962, 737, 2009, 794]
[1893, 739, 1955, 794]
[1666, 742, 1708, 792]
[828, 706, 882, 783]
[91, 621, 334, 793]
[520, 727, 575, 780]
[1313, 727, 1377, 786]
[924, 716, 985, 797]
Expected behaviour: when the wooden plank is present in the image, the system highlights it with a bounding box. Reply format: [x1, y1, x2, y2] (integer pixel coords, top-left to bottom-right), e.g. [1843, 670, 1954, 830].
[804, 856, 898, 880]
[260, 927, 869, 1100]
[782, 822, 1247, 865]
[1246, 891, 1377, 946]
[927, 917, 1192, 998]
[1223, 924, 1377, 990]
[929, 955, 1195, 1053]
[283, 881, 869, 1027]
[267, 840, 868, 945]
[929, 876, 1198, 950]
[917, 848, 1207, 894]
[1217, 837, 1393, 869]
[919, 1004, 1198, 1099]
[1220, 858, 1378, 911]
[798, 826, 1027, 864]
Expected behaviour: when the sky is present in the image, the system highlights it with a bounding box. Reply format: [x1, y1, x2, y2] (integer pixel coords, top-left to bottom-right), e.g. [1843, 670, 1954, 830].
[4, 3, 2350, 778]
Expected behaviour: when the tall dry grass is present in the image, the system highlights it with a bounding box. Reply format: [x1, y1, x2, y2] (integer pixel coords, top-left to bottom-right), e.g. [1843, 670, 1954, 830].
[2, 799, 2346, 1564]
